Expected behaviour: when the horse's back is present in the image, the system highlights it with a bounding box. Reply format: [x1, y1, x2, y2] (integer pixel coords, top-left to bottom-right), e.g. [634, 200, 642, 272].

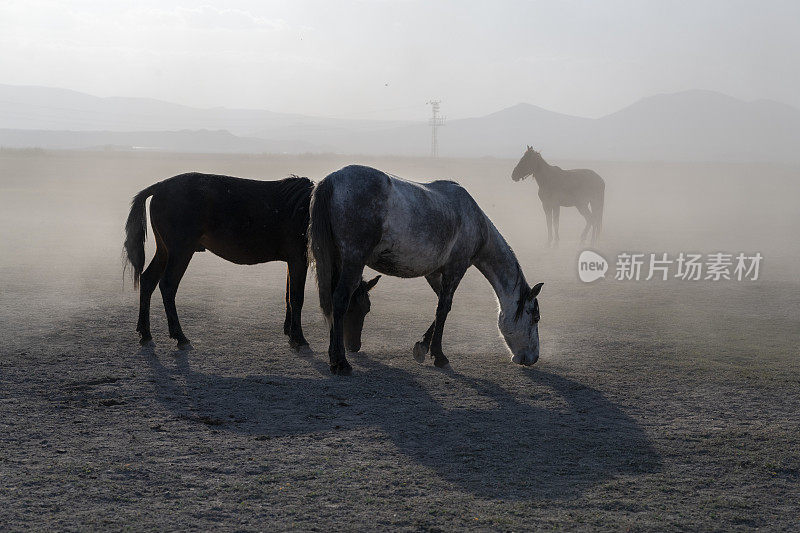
[328, 165, 475, 223]
[323, 165, 485, 277]
[324, 165, 391, 197]
[563, 168, 604, 189]
[150, 172, 312, 264]
[157, 172, 311, 206]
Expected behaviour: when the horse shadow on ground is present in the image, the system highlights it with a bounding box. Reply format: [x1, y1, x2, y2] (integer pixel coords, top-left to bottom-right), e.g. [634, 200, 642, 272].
[145, 350, 661, 501]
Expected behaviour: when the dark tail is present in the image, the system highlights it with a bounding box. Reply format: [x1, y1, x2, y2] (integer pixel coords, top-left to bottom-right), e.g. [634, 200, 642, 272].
[123, 183, 159, 289]
[308, 177, 339, 322]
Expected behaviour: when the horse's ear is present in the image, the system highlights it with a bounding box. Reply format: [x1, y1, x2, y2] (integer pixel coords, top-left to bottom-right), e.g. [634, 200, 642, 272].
[528, 282, 544, 300]
[365, 275, 381, 291]
[527, 145, 532, 150]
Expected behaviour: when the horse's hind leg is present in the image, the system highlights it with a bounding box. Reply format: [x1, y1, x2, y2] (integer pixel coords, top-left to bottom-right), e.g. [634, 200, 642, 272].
[413, 273, 442, 363]
[328, 260, 364, 376]
[286, 258, 310, 352]
[591, 208, 602, 245]
[576, 203, 593, 243]
[137, 240, 167, 349]
[158, 245, 195, 350]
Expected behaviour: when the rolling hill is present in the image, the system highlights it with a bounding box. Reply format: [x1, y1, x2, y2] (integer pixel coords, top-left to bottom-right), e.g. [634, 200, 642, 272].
[1, 85, 797, 161]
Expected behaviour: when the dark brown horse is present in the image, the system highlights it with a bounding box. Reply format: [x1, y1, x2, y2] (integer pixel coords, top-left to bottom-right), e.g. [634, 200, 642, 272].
[123, 172, 377, 352]
[512, 147, 605, 246]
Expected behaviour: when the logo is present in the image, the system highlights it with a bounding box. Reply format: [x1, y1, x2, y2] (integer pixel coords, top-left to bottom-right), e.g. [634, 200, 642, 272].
[578, 250, 608, 282]
[577, 250, 763, 282]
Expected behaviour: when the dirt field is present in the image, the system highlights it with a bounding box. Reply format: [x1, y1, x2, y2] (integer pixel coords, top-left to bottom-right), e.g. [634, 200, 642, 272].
[1, 150, 799, 530]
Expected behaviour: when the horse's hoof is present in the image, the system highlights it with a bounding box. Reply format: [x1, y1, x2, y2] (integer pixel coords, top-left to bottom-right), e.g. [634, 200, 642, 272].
[296, 345, 314, 356]
[511, 353, 524, 365]
[413, 342, 428, 363]
[177, 342, 194, 352]
[433, 357, 450, 369]
[330, 363, 353, 376]
[437, 363, 453, 372]
[289, 337, 310, 350]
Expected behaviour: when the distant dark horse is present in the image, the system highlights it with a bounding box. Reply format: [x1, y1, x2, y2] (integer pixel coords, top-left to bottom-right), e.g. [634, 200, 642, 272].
[309, 165, 544, 376]
[512, 146, 605, 245]
[123, 172, 377, 352]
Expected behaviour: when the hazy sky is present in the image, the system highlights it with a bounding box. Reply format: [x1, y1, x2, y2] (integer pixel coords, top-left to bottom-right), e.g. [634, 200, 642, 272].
[1, 0, 798, 121]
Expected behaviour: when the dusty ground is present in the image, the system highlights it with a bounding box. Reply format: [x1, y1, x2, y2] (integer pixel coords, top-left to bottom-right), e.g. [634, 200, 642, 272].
[1, 150, 799, 530]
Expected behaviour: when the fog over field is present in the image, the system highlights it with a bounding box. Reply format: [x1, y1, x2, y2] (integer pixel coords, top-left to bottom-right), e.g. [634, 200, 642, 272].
[1, 150, 798, 529]
[2, 0, 800, 530]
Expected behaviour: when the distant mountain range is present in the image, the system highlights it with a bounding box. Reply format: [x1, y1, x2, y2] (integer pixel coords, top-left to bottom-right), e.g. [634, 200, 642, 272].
[1, 84, 798, 162]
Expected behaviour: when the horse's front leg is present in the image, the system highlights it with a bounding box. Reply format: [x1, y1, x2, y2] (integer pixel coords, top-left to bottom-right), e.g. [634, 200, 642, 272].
[328, 261, 364, 376]
[552, 205, 560, 247]
[283, 268, 291, 336]
[413, 321, 436, 363]
[428, 267, 467, 369]
[542, 202, 553, 247]
[286, 258, 310, 352]
[413, 273, 441, 362]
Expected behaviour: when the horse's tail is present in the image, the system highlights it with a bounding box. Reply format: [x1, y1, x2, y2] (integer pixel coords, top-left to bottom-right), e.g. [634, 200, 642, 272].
[308, 177, 338, 323]
[124, 183, 159, 289]
[590, 180, 605, 238]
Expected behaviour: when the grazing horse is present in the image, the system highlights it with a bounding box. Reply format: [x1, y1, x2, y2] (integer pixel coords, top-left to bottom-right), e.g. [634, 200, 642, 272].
[512, 146, 605, 246]
[123, 172, 377, 352]
[309, 165, 544, 376]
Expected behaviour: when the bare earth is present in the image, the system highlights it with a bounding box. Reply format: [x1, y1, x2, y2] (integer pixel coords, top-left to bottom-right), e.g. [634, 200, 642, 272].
[1, 151, 798, 530]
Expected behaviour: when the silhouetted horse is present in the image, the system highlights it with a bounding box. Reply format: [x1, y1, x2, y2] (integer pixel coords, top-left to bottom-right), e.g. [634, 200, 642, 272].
[123, 172, 377, 352]
[512, 146, 605, 245]
[309, 165, 544, 376]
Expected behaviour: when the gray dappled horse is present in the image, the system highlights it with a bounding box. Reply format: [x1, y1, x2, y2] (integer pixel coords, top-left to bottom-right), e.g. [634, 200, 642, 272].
[123, 172, 376, 353]
[309, 165, 544, 376]
[512, 146, 605, 246]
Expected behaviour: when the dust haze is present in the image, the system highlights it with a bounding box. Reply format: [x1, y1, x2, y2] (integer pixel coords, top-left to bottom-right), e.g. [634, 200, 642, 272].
[2, 148, 798, 529]
[3, 0, 800, 528]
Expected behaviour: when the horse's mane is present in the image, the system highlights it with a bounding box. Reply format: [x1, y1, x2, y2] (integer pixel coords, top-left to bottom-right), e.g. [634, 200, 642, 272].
[278, 175, 314, 218]
[512, 261, 529, 321]
[492, 231, 528, 322]
[483, 215, 529, 322]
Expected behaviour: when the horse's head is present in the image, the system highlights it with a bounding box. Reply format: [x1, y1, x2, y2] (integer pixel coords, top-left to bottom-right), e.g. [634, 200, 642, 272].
[511, 146, 543, 182]
[343, 275, 381, 352]
[498, 281, 543, 365]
